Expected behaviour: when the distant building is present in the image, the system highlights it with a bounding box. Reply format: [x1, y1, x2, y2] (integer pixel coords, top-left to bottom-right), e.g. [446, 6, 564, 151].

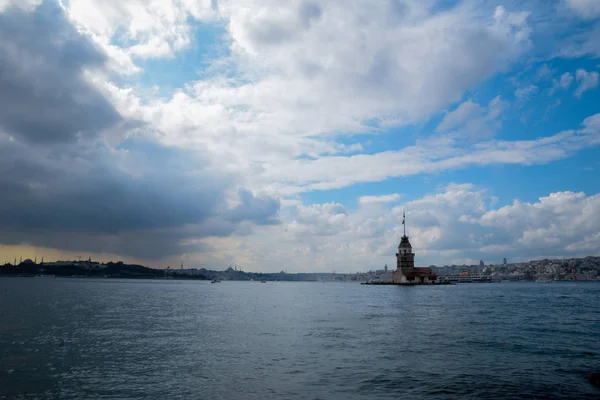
[480, 260, 484, 267]
[384, 264, 388, 272]
[503, 258, 507, 265]
[392, 212, 437, 284]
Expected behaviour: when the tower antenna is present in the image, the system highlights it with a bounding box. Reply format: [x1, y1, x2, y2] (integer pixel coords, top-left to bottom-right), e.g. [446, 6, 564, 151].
[402, 209, 406, 236]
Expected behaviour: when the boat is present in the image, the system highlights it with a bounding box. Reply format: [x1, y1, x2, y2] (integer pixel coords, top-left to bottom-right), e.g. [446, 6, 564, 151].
[260, 280, 266, 283]
[211, 278, 221, 283]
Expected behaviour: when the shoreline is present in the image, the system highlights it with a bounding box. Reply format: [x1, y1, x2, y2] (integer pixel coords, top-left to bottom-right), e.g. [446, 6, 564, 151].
[361, 281, 455, 286]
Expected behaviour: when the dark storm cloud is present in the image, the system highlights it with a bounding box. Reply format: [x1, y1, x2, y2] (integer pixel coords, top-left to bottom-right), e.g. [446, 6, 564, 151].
[0, 2, 121, 143]
[0, 138, 226, 233]
[0, 3, 280, 259]
[225, 189, 281, 226]
[0, 134, 280, 258]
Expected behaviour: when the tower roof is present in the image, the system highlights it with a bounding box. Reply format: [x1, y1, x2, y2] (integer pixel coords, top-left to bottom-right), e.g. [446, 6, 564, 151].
[398, 234, 412, 248]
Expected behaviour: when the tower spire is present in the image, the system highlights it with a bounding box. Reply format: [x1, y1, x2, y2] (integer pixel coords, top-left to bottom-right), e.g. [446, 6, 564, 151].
[402, 209, 406, 236]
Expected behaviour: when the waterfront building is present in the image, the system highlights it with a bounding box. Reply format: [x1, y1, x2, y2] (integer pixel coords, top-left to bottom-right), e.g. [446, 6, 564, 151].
[392, 212, 437, 284]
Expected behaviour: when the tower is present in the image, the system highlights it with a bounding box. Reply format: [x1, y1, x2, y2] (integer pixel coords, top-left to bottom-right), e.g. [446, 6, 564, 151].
[396, 235, 415, 273]
[395, 210, 414, 274]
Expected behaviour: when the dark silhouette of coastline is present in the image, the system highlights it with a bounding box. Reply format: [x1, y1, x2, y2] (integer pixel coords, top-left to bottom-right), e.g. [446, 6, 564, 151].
[2, 256, 599, 282]
[0, 260, 321, 281]
[0, 260, 199, 280]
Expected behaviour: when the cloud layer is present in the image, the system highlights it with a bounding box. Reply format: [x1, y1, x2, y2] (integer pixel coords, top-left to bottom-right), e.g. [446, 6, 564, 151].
[81, 1, 533, 181]
[0, 2, 121, 143]
[208, 184, 600, 271]
[0, 1, 598, 270]
[0, 3, 279, 260]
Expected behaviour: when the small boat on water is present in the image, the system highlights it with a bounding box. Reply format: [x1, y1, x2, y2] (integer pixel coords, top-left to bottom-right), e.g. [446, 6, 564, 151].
[211, 278, 221, 283]
[260, 280, 266, 283]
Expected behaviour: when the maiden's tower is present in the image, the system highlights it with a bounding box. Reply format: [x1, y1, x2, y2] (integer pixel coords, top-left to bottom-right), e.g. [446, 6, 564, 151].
[392, 211, 437, 284]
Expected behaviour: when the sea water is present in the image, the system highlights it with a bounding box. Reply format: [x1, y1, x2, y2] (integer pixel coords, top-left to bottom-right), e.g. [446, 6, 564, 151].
[1, 278, 599, 399]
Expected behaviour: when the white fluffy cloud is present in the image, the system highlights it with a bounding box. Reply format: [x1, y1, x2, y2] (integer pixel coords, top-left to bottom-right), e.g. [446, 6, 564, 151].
[466, 191, 600, 258]
[564, 0, 600, 19]
[559, 22, 600, 59]
[436, 96, 506, 139]
[286, 203, 349, 237]
[62, 0, 216, 59]
[437, 101, 484, 132]
[203, 184, 600, 271]
[64, 1, 532, 143]
[251, 112, 600, 195]
[0, 0, 42, 12]
[574, 68, 599, 98]
[51, 1, 541, 200]
[223, 2, 529, 121]
[101, 87, 600, 198]
[550, 72, 574, 94]
[358, 194, 401, 206]
[515, 85, 538, 102]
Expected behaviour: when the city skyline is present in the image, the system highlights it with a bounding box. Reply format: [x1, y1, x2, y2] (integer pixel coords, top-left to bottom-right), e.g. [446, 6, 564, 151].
[0, 1, 599, 272]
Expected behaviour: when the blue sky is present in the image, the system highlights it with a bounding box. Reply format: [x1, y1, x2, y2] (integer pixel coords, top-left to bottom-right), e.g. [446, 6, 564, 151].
[300, 54, 600, 208]
[0, 0, 599, 271]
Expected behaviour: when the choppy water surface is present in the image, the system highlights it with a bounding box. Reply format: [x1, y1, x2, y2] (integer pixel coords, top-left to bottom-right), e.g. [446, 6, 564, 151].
[1, 278, 599, 399]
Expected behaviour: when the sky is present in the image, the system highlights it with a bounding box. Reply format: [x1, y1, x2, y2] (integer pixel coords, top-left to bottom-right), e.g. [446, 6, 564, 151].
[0, 0, 599, 272]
